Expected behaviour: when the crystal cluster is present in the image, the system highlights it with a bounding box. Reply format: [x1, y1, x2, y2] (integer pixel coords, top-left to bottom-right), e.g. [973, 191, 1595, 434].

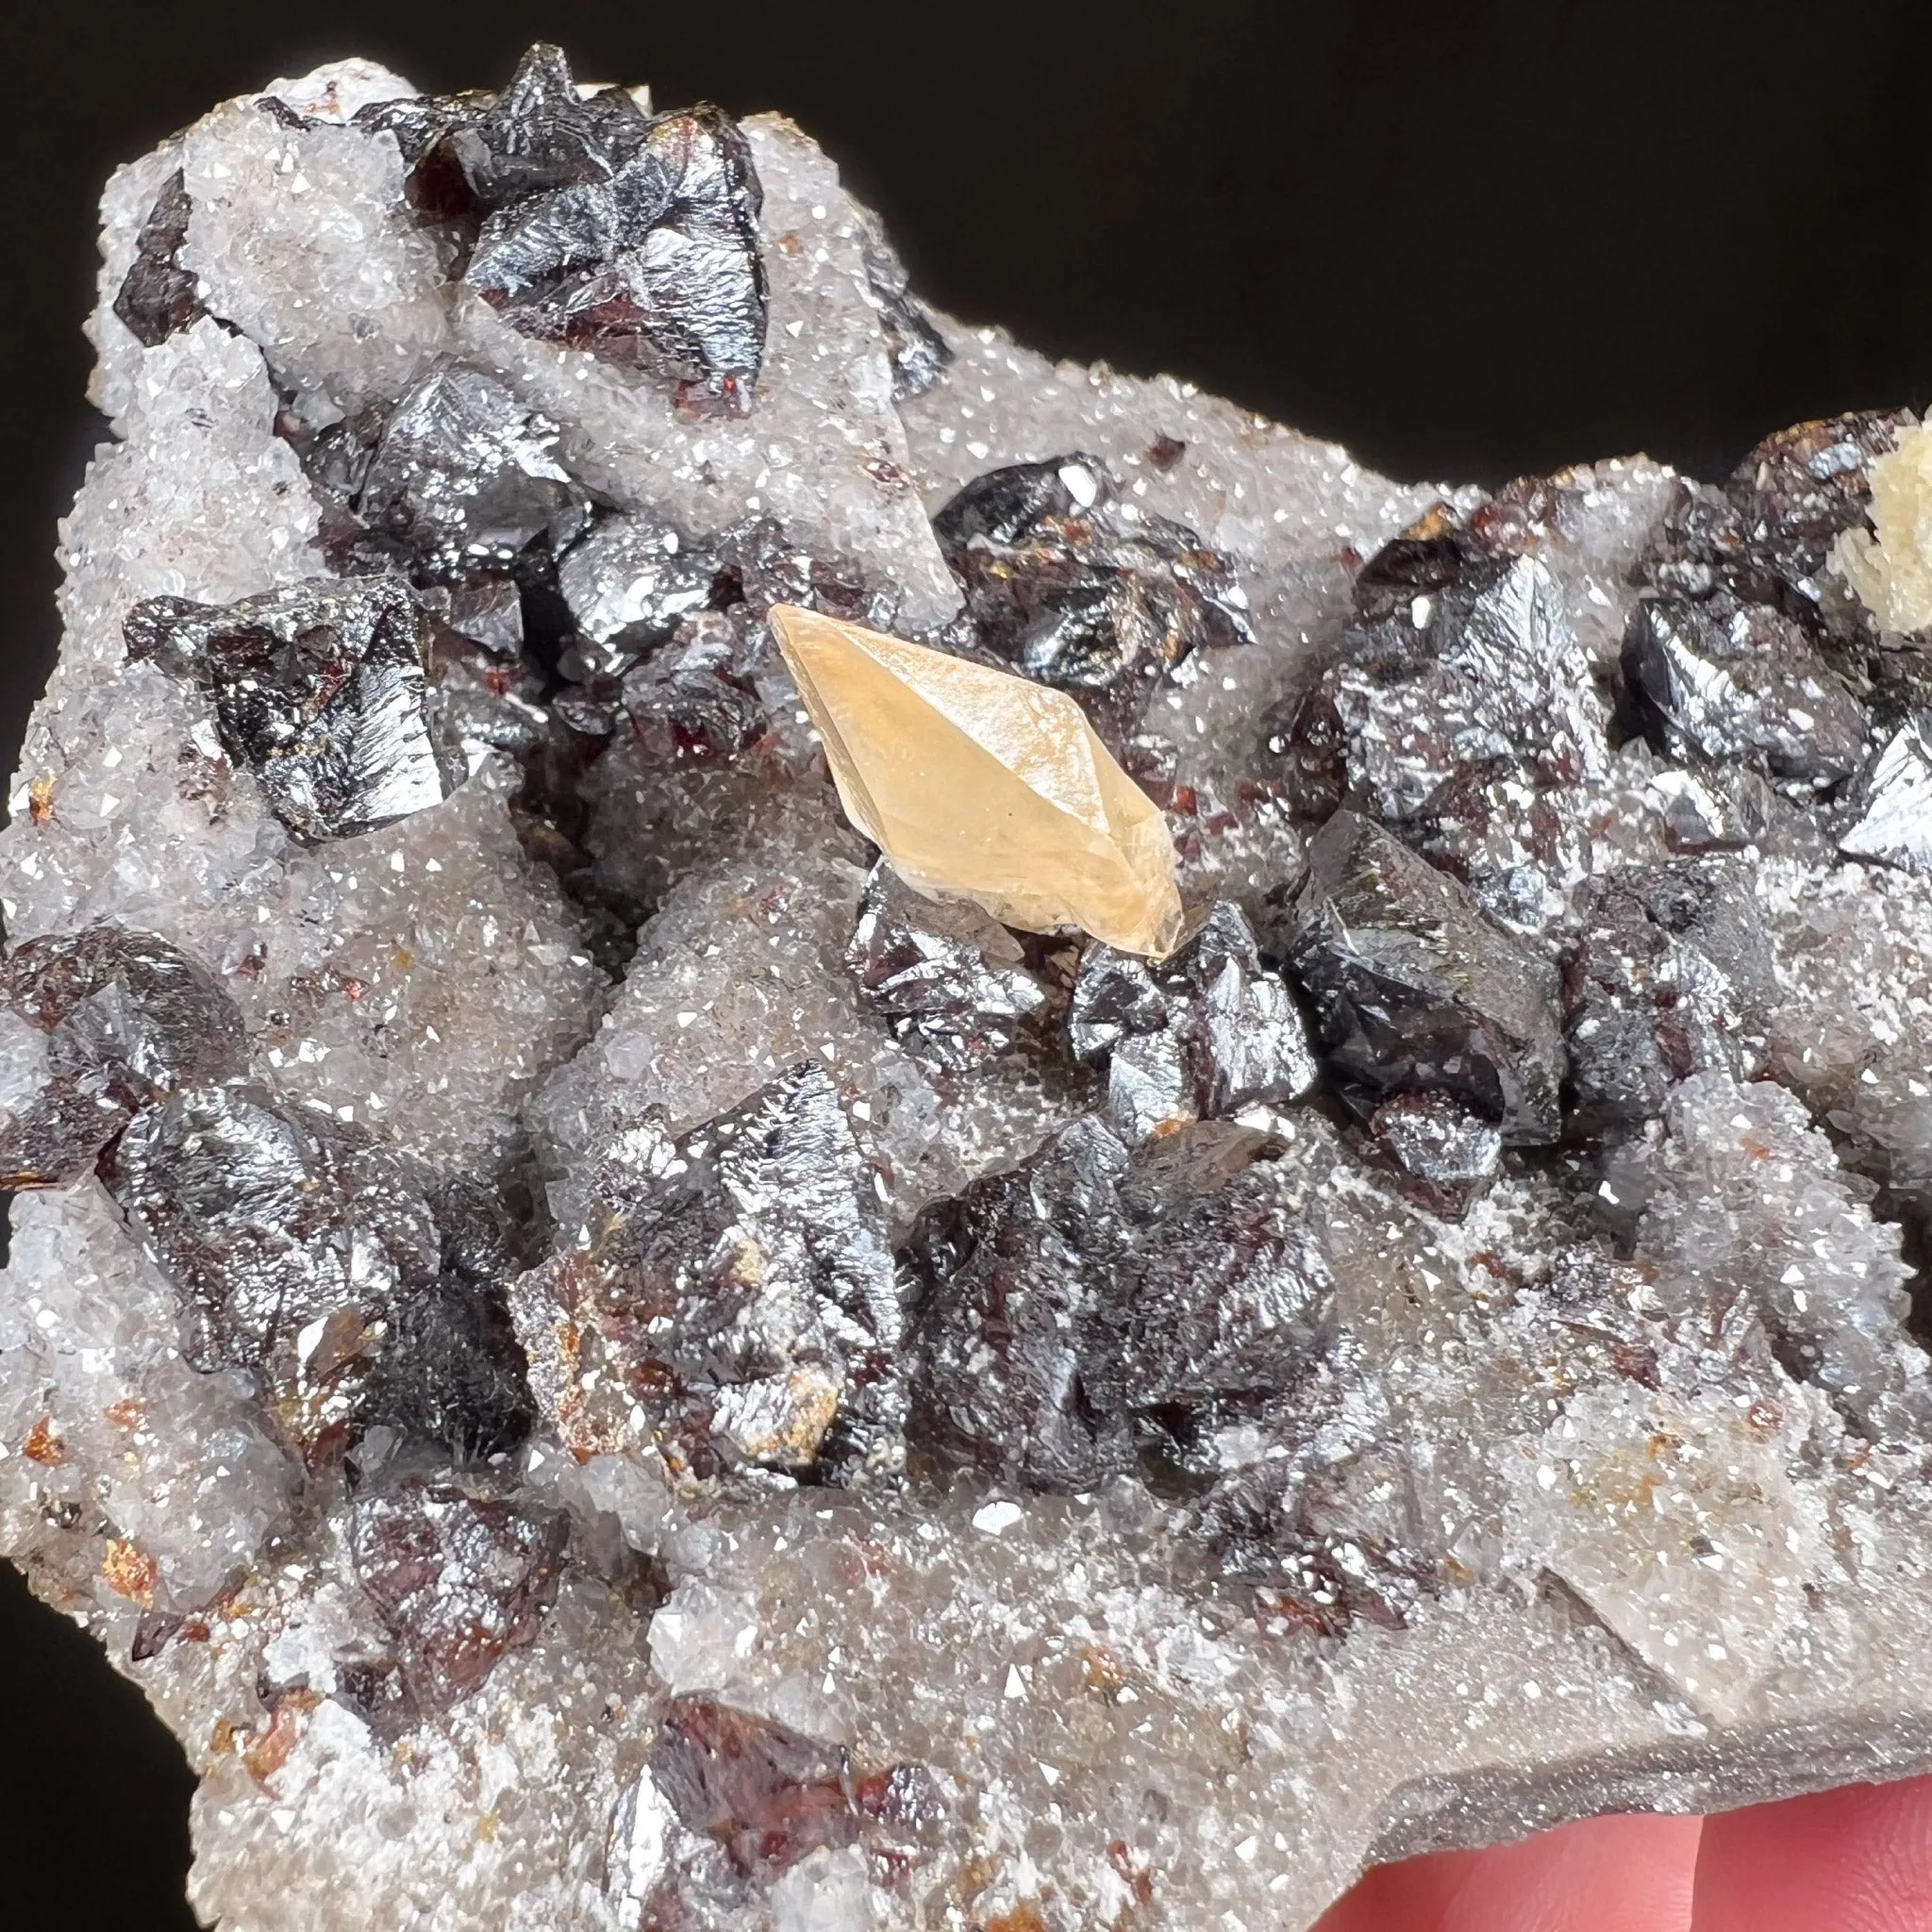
[10, 43, 1932, 1932]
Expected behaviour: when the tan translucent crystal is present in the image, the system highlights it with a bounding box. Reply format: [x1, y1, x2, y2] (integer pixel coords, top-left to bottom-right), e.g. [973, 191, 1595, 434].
[1836, 416, 1932, 631]
[770, 604, 1185, 955]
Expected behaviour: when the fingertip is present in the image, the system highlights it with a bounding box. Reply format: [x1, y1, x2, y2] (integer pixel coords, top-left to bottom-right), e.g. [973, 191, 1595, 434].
[1314, 1811, 1700, 1932]
[1312, 1845, 1482, 1932]
[1440, 1810, 1699, 1932]
[1694, 1775, 1932, 1932]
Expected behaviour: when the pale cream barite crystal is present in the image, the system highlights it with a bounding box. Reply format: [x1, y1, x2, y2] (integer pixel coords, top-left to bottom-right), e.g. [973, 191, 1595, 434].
[770, 604, 1185, 955]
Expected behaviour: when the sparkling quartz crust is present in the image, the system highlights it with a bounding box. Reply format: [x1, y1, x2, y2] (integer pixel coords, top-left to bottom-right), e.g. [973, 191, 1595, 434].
[8, 46, 1932, 1932]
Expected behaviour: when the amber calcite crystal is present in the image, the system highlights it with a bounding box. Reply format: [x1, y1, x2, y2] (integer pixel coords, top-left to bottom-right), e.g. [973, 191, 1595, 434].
[769, 603, 1185, 955]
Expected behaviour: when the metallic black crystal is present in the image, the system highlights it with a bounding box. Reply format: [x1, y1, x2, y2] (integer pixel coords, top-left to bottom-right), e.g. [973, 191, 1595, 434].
[125, 576, 466, 841]
[907, 1118, 1335, 1492]
[112, 170, 205, 348]
[466, 102, 768, 401]
[510, 1064, 902, 1484]
[847, 861, 1058, 1072]
[1276, 810, 1567, 1143]
[103, 1084, 444, 1458]
[1622, 593, 1868, 796]
[350, 1470, 568, 1710]
[0, 924, 247, 1188]
[932, 455, 1253, 742]
[1070, 900, 1317, 1141]
[1561, 860, 1773, 1133]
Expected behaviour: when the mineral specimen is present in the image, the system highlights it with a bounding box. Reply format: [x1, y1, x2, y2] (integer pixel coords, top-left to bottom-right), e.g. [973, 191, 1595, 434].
[906, 1114, 1336, 1491]
[124, 575, 466, 841]
[771, 602, 1186, 954]
[509, 1063, 903, 1486]
[111, 169, 203, 347]
[1069, 898, 1316, 1141]
[846, 858, 1060, 1071]
[330, 359, 590, 583]
[1276, 808, 1567, 1141]
[1840, 717, 1932, 874]
[1559, 858, 1773, 1132]
[461, 53, 768, 404]
[348, 1466, 570, 1716]
[0, 922, 247, 1185]
[932, 452, 1254, 745]
[1621, 591, 1867, 793]
[17, 44, 1932, 1932]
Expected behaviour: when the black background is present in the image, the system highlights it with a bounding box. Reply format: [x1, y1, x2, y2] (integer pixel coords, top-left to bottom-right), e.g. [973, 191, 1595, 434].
[3, 2, 1931, 1923]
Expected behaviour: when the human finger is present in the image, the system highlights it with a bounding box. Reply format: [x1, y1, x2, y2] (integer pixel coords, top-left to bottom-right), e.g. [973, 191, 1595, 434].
[1692, 1775, 1932, 1932]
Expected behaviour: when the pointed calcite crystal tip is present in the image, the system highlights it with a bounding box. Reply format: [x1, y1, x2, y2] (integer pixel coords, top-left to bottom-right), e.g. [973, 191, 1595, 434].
[770, 603, 1185, 955]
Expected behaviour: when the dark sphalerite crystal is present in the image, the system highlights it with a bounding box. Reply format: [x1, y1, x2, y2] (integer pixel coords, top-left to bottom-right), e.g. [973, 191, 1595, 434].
[113, 170, 205, 349]
[103, 1084, 444, 1457]
[853, 203, 953, 402]
[466, 102, 767, 400]
[5, 922, 246, 1106]
[616, 616, 767, 763]
[931, 456, 1106, 553]
[444, 42, 651, 207]
[0, 1082, 131, 1192]
[369, 1176, 539, 1461]
[720, 515, 896, 631]
[847, 860, 1058, 1072]
[508, 1064, 903, 1485]
[1643, 410, 1913, 625]
[1106, 1121, 1337, 1412]
[650, 1700, 858, 1879]
[421, 576, 527, 657]
[125, 576, 466, 841]
[357, 43, 652, 225]
[1365, 1091, 1502, 1219]
[1276, 810, 1566, 1143]
[1733, 413, 1914, 595]
[0, 923, 534, 1463]
[1840, 719, 1932, 874]
[907, 1116, 1132, 1492]
[932, 455, 1253, 742]
[351, 362, 590, 583]
[557, 511, 725, 679]
[1622, 593, 1868, 795]
[349, 1470, 569, 1711]
[0, 924, 248, 1187]
[907, 1118, 1336, 1493]
[1645, 762, 1787, 855]
[627, 1703, 941, 1915]
[1561, 861, 1773, 1131]
[1268, 534, 1606, 906]
[424, 608, 553, 764]
[1069, 900, 1316, 1141]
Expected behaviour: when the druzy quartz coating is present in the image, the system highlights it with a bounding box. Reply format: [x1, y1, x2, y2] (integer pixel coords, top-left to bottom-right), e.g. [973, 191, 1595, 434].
[18, 40, 1932, 1932]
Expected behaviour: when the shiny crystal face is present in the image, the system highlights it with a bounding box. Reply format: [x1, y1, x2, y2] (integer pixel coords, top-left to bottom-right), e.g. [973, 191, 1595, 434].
[124, 576, 469, 841]
[770, 604, 1188, 955]
[11, 37, 1932, 1932]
